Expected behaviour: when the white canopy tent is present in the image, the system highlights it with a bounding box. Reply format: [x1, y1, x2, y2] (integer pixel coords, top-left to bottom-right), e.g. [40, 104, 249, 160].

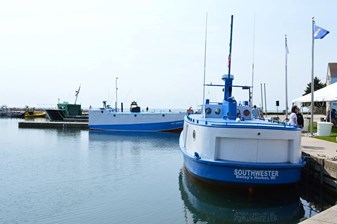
[292, 82, 337, 103]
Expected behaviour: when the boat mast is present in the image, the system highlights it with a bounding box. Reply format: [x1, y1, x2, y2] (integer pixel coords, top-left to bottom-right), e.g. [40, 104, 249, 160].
[227, 15, 233, 81]
[74, 85, 81, 104]
[223, 15, 234, 101]
[220, 15, 237, 120]
[115, 77, 118, 111]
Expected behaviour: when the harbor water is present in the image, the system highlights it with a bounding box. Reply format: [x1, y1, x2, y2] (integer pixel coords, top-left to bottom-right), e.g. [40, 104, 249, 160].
[0, 119, 336, 224]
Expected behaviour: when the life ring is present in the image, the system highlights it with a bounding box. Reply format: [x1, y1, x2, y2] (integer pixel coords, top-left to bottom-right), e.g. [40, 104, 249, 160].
[243, 109, 250, 116]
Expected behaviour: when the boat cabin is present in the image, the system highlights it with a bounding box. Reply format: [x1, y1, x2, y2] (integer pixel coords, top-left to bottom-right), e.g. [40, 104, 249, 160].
[130, 101, 141, 113]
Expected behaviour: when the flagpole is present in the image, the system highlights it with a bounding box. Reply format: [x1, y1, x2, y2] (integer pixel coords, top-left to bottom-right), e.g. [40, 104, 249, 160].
[285, 35, 289, 120]
[310, 17, 315, 136]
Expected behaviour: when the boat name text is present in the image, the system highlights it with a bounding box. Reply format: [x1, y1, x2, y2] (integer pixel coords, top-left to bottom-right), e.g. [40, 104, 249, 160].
[234, 169, 279, 180]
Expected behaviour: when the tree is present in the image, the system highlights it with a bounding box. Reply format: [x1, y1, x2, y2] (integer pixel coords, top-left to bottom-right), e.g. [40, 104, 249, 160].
[303, 77, 326, 96]
[303, 77, 326, 112]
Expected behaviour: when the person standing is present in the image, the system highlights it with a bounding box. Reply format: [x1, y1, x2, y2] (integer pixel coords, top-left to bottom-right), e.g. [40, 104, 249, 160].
[252, 105, 260, 119]
[289, 105, 299, 126]
[296, 110, 304, 129]
[331, 109, 336, 126]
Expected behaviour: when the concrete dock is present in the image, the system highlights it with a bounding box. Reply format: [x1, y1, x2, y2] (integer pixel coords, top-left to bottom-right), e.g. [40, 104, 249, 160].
[301, 135, 337, 223]
[301, 135, 337, 190]
[300, 203, 337, 223]
[18, 121, 88, 129]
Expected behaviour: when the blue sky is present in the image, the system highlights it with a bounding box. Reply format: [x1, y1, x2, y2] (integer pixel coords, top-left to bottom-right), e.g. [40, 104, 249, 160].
[0, 0, 336, 111]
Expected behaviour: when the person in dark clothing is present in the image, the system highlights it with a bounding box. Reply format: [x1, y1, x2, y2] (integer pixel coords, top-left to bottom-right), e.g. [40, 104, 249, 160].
[297, 112, 304, 129]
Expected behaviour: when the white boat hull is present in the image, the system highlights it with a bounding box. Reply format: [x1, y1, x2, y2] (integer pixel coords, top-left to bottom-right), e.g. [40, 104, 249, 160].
[89, 108, 184, 132]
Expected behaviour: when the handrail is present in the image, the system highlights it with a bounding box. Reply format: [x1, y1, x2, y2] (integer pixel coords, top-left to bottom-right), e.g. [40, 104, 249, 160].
[186, 114, 298, 129]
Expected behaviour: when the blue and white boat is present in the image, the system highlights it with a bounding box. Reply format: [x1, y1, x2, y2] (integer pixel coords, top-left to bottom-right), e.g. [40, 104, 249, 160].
[179, 16, 305, 185]
[89, 101, 184, 132]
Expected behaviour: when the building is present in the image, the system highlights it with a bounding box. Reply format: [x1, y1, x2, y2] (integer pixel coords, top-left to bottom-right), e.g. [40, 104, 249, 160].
[326, 63, 337, 111]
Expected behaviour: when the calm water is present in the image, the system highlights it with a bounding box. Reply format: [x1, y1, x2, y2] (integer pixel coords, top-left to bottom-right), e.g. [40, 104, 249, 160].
[0, 119, 335, 224]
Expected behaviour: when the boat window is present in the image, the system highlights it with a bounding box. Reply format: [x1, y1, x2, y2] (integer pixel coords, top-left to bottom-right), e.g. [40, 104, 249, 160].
[134, 114, 137, 117]
[205, 108, 212, 114]
[215, 108, 221, 114]
[162, 114, 165, 117]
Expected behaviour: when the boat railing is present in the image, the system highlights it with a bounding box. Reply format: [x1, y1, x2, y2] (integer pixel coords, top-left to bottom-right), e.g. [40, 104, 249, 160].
[186, 114, 299, 129]
[95, 107, 186, 114]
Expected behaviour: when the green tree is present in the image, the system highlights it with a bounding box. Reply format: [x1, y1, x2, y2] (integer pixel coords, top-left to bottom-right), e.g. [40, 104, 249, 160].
[303, 76, 326, 112]
[303, 76, 326, 96]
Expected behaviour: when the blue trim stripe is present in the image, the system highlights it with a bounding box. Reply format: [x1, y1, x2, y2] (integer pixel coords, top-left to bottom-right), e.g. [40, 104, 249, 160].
[181, 149, 305, 185]
[89, 120, 183, 132]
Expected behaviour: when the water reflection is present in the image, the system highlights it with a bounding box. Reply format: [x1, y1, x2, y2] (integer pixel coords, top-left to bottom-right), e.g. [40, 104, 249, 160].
[299, 174, 337, 217]
[88, 130, 179, 148]
[179, 167, 305, 224]
[55, 128, 83, 136]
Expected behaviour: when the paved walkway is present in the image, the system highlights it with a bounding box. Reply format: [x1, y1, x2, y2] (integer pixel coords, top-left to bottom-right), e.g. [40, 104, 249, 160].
[300, 204, 337, 223]
[301, 134, 337, 162]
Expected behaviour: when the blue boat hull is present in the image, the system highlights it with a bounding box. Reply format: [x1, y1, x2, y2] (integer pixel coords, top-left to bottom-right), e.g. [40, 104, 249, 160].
[89, 120, 183, 132]
[182, 151, 305, 185]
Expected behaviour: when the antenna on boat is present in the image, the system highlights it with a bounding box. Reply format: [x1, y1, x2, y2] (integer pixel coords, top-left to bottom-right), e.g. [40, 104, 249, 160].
[264, 83, 268, 117]
[250, 14, 256, 106]
[260, 83, 264, 113]
[285, 35, 289, 120]
[74, 85, 81, 104]
[202, 12, 208, 117]
[115, 77, 118, 111]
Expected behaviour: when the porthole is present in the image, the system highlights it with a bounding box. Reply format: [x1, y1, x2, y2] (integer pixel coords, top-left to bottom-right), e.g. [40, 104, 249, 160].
[162, 114, 165, 117]
[205, 107, 212, 114]
[214, 108, 221, 114]
[134, 114, 137, 117]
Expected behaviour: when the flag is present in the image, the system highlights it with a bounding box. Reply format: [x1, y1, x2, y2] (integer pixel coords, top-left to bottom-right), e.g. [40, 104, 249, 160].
[314, 25, 329, 39]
